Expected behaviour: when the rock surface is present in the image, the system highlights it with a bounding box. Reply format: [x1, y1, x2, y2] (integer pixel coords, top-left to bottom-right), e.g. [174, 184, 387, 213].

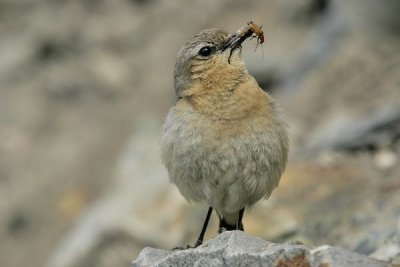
[132, 231, 393, 267]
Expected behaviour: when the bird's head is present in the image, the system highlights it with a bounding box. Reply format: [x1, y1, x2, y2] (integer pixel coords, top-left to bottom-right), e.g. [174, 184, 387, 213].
[174, 28, 253, 97]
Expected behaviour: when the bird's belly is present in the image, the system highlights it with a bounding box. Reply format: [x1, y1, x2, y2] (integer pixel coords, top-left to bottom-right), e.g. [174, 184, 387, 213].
[161, 107, 288, 214]
[201, 170, 269, 214]
[170, 138, 280, 214]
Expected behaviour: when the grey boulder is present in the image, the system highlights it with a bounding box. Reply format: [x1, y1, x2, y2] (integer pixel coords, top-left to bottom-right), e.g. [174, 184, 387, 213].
[132, 231, 394, 267]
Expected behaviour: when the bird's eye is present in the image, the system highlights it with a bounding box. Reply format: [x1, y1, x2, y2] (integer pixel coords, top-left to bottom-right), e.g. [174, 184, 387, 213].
[199, 46, 214, 57]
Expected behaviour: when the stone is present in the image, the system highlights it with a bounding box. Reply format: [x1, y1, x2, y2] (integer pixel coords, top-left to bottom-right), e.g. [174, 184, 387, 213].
[132, 231, 390, 267]
[374, 149, 398, 170]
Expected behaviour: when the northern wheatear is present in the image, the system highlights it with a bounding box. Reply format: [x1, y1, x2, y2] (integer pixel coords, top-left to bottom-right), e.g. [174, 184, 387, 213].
[161, 22, 289, 247]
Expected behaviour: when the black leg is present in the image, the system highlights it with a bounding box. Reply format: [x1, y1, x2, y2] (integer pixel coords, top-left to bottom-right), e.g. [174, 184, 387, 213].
[237, 208, 245, 231]
[194, 207, 213, 247]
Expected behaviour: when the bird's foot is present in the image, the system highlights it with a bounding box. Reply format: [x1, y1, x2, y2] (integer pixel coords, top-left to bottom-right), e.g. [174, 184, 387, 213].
[218, 227, 228, 234]
[172, 242, 202, 250]
[172, 245, 192, 250]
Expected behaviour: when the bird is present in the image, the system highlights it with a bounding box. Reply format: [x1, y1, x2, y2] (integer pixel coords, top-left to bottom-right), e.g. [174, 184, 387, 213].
[160, 23, 289, 248]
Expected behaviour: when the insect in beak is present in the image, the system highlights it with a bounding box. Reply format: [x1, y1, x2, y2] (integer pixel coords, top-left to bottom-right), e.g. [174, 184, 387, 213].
[224, 21, 265, 63]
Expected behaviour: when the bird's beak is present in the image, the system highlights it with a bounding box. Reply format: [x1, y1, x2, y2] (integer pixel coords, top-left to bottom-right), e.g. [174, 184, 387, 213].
[223, 26, 253, 51]
[223, 26, 254, 63]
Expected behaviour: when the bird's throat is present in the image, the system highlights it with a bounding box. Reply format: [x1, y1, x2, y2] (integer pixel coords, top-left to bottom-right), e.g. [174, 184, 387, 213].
[184, 75, 270, 121]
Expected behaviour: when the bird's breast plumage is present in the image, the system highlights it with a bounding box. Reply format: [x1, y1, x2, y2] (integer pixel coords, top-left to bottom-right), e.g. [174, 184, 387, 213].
[160, 94, 288, 215]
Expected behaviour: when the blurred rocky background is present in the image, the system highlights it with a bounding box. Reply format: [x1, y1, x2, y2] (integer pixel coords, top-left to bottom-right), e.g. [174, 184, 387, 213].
[0, 0, 399, 267]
